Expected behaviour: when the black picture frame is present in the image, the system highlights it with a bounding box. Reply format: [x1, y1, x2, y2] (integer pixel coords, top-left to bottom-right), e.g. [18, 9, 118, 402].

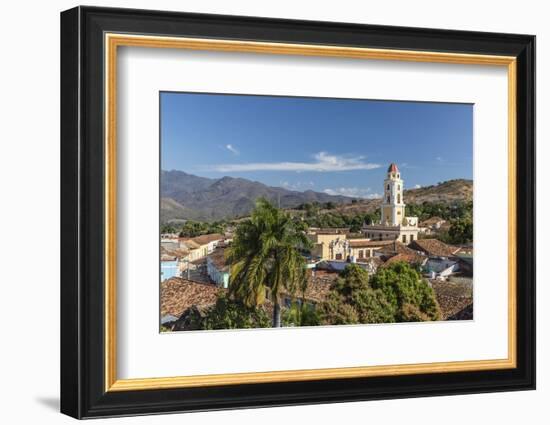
[61, 5, 536, 419]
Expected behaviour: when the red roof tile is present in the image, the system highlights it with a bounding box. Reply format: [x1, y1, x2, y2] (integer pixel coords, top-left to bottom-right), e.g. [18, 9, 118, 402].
[387, 163, 399, 173]
[190, 233, 224, 246]
[348, 239, 395, 248]
[409, 239, 460, 257]
[160, 277, 223, 318]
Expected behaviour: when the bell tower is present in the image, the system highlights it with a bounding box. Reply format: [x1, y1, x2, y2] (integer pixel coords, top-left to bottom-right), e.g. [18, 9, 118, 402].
[381, 163, 406, 226]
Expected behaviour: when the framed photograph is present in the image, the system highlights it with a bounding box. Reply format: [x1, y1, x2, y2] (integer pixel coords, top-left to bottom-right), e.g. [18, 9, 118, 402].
[60, 6, 535, 419]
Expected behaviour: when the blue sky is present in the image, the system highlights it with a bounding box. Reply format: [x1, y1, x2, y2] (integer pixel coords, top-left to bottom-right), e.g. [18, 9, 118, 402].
[161, 92, 472, 199]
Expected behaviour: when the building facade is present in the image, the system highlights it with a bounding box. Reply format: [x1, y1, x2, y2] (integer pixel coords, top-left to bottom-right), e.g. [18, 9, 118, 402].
[363, 163, 419, 244]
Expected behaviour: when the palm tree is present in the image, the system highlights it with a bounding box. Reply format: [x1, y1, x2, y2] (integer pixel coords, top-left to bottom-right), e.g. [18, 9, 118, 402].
[226, 198, 311, 327]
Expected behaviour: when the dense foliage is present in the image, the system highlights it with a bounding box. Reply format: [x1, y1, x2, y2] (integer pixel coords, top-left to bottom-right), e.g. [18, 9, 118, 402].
[408, 201, 473, 244]
[226, 198, 312, 327]
[369, 262, 441, 321]
[300, 208, 380, 233]
[282, 302, 321, 327]
[160, 220, 227, 237]
[188, 293, 271, 330]
[319, 263, 441, 325]
[446, 216, 473, 244]
[406, 201, 472, 222]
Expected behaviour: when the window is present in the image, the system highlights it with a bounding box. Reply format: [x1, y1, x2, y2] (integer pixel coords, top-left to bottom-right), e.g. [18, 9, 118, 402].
[410, 234, 415, 242]
[387, 196, 390, 203]
[397, 194, 401, 203]
[387, 184, 390, 190]
[358, 250, 364, 258]
[402, 235, 407, 243]
[335, 253, 342, 260]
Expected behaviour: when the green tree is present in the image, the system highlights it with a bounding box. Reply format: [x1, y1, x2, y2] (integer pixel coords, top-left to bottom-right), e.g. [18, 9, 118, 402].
[370, 262, 441, 322]
[282, 302, 321, 327]
[226, 198, 312, 327]
[447, 216, 473, 244]
[320, 264, 395, 325]
[178, 220, 226, 237]
[320, 263, 440, 325]
[190, 293, 271, 330]
[160, 223, 177, 234]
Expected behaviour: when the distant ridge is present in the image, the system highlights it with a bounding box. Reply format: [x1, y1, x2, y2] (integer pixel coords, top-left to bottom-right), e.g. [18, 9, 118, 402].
[332, 179, 473, 215]
[161, 170, 354, 222]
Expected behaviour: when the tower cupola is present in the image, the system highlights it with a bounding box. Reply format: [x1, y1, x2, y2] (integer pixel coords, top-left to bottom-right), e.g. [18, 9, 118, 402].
[381, 163, 405, 226]
[387, 163, 400, 179]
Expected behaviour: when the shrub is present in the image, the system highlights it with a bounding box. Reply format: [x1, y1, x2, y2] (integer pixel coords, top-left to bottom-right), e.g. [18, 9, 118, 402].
[190, 293, 271, 330]
[319, 263, 441, 325]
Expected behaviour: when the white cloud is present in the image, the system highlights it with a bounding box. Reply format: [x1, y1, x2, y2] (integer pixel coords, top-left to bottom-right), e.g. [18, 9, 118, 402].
[280, 181, 315, 190]
[323, 187, 381, 199]
[436, 156, 444, 162]
[414, 184, 422, 189]
[225, 144, 239, 155]
[207, 152, 380, 173]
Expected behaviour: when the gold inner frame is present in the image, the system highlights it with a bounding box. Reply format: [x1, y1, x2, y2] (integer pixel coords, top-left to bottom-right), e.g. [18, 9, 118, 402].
[104, 33, 517, 392]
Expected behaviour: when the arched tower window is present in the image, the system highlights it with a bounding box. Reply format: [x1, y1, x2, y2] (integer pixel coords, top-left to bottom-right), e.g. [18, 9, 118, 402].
[387, 196, 390, 203]
[387, 184, 390, 190]
[397, 194, 401, 203]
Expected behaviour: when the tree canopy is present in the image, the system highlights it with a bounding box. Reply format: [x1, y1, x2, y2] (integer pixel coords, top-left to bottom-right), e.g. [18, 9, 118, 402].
[187, 293, 271, 330]
[320, 263, 441, 325]
[225, 198, 312, 327]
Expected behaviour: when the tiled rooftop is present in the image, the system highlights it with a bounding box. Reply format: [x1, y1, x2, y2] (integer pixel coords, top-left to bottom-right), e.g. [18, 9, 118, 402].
[160, 277, 223, 318]
[190, 233, 224, 246]
[348, 239, 396, 248]
[409, 239, 460, 257]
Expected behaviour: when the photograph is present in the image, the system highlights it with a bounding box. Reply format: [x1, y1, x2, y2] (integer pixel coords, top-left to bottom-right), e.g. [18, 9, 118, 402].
[159, 92, 474, 332]
[56, 4, 536, 420]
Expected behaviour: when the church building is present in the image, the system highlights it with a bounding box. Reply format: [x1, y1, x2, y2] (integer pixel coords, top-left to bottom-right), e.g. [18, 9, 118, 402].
[362, 163, 419, 244]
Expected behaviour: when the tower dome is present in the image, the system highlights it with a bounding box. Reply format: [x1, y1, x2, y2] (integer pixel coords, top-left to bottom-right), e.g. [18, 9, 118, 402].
[387, 163, 399, 173]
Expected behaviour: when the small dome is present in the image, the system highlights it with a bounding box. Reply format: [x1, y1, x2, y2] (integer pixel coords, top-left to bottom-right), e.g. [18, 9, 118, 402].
[387, 163, 399, 173]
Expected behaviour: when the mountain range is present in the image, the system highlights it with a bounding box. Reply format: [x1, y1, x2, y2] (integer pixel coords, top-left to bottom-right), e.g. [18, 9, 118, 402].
[161, 170, 354, 222]
[161, 170, 473, 222]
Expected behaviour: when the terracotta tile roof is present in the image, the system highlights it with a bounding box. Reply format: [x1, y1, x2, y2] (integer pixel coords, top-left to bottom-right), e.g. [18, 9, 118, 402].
[387, 163, 399, 173]
[409, 239, 460, 257]
[160, 277, 223, 318]
[208, 248, 229, 272]
[431, 279, 473, 320]
[381, 253, 427, 267]
[356, 256, 384, 267]
[376, 241, 418, 256]
[348, 239, 395, 248]
[179, 239, 200, 250]
[190, 233, 224, 246]
[284, 271, 337, 303]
